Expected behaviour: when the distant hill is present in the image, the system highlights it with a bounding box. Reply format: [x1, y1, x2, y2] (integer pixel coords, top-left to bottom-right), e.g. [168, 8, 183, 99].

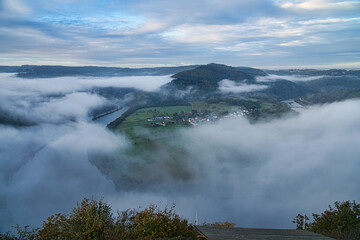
[303, 89, 360, 104]
[2, 63, 360, 103]
[169, 63, 256, 91]
[0, 66, 21, 73]
[305, 76, 360, 91]
[236, 66, 267, 77]
[12, 65, 199, 78]
[261, 80, 310, 100]
[167, 64, 360, 101]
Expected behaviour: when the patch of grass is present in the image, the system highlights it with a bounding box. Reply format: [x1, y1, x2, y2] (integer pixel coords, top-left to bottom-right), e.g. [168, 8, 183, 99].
[208, 103, 238, 114]
[116, 106, 193, 155]
[260, 104, 272, 110]
[129, 106, 192, 120]
[191, 101, 209, 111]
[116, 103, 239, 152]
[117, 105, 192, 131]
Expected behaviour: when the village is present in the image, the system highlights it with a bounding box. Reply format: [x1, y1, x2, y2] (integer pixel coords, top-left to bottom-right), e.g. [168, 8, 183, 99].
[145, 109, 249, 127]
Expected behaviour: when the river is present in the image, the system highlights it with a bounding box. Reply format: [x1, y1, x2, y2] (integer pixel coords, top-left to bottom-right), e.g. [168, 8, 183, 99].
[93, 106, 130, 126]
[282, 99, 306, 112]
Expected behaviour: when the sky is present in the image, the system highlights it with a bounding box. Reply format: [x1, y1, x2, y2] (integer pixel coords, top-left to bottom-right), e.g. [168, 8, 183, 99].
[0, 0, 360, 68]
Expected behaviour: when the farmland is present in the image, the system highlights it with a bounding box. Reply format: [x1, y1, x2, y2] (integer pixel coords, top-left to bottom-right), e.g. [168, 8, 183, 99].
[114, 103, 244, 149]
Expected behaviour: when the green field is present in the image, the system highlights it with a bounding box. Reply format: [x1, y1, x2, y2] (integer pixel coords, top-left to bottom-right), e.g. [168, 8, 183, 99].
[117, 103, 239, 132]
[128, 106, 192, 120]
[117, 105, 192, 130]
[115, 105, 192, 151]
[191, 101, 209, 111]
[115, 103, 241, 150]
[191, 101, 238, 113]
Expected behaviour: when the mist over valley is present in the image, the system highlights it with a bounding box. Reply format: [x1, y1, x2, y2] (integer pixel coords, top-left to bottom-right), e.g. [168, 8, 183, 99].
[1, 64, 360, 232]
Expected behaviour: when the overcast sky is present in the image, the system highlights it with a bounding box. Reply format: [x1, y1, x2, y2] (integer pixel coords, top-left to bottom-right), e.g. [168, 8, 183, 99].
[0, 0, 359, 68]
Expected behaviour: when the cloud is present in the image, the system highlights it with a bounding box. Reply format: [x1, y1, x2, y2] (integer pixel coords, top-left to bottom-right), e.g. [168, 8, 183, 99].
[0, 73, 172, 95]
[1, 0, 32, 16]
[0, 0, 359, 67]
[161, 19, 306, 45]
[33, 92, 106, 122]
[171, 99, 360, 227]
[218, 79, 268, 93]
[0, 72, 135, 231]
[0, 73, 171, 126]
[1, 122, 126, 230]
[257, 74, 325, 82]
[96, 99, 360, 228]
[277, 35, 323, 46]
[1, 70, 360, 231]
[126, 0, 280, 25]
[280, 0, 360, 11]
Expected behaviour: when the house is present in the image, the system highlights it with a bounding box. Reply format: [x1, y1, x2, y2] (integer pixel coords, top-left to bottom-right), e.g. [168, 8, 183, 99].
[153, 122, 166, 126]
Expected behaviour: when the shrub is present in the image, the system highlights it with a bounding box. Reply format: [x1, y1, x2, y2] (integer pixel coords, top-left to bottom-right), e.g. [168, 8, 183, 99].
[38, 198, 121, 240]
[2, 198, 198, 240]
[294, 200, 360, 240]
[211, 221, 235, 228]
[127, 204, 198, 239]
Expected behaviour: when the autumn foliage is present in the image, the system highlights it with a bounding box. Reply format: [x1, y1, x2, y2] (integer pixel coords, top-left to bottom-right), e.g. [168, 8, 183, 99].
[1, 198, 198, 240]
[294, 200, 360, 240]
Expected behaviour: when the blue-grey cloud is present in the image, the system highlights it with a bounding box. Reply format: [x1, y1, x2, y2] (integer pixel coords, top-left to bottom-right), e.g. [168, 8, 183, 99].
[0, 0, 359, 68]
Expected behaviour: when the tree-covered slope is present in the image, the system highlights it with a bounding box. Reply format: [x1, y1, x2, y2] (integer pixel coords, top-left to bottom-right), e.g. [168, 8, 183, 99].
[170, 63, 254, 91]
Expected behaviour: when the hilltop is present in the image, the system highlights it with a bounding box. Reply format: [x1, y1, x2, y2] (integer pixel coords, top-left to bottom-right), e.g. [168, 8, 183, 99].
[169, 63, 258, 91]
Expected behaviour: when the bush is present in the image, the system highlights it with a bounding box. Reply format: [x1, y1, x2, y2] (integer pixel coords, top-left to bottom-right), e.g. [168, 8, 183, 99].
[38, 198, 121, 240]
[127, 204, 198, 239]
[2, 198, 198, 240]
[294, 200, 360, 240]
[211, 221, 235, 228]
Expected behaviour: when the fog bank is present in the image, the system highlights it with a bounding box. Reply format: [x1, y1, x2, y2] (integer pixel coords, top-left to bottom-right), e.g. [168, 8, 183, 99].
[0, 73, 360, 231]
[257, 74, 325, 82]
[218, 79, 268, 93]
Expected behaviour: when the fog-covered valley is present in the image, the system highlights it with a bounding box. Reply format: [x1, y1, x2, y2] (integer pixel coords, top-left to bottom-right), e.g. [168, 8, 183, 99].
[1, 68, 360, 232]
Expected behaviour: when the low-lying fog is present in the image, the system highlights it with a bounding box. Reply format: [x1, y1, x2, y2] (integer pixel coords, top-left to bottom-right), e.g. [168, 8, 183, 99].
[1, 73, 359, 232]
[218, 79, 268, 93]
[256, 74, 325, 82]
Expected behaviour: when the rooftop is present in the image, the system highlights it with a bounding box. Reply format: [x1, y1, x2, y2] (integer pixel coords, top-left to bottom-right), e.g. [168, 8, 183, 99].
[196, 226, 334, 240]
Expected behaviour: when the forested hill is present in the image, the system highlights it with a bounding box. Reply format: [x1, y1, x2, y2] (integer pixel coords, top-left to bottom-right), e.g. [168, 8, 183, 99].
[0, 66, 21, 72]
[166, 63, 360, 102]
[169, 63, 263, 91]
[236, 66, 267, 76]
